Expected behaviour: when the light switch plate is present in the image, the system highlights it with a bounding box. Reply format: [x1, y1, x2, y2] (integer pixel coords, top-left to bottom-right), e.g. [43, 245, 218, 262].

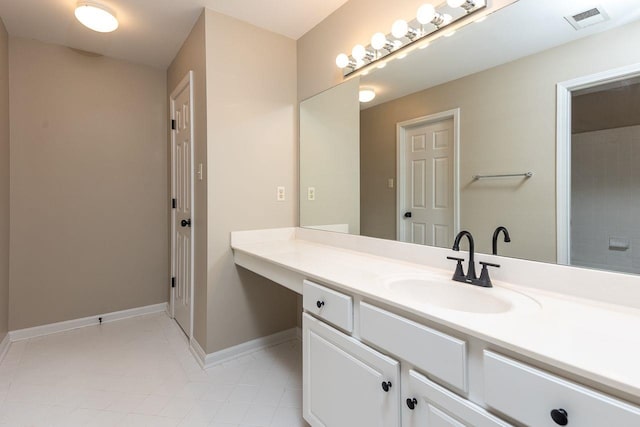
[308, 187, 316, 201]
[277, 186, 286, 201]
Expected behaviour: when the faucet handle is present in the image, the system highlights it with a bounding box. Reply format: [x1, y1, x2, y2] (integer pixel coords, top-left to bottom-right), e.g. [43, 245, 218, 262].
[476, 261, 500, 287]
[446, 256, 466, 282]
[479, 261, 500, 268]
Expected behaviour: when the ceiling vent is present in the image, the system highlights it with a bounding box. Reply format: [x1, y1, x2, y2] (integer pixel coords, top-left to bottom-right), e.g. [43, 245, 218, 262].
[565, 6, 609, 30]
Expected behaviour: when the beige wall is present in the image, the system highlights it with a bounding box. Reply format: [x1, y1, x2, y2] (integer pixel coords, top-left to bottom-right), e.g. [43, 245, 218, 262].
[300, 79, 360, 234]
[573, 83, 640, 133]
[0, 18, 9, 342]
[167, 11, 208, 347]
[204, 10, 298, 353]
[9, 38, 168, 329]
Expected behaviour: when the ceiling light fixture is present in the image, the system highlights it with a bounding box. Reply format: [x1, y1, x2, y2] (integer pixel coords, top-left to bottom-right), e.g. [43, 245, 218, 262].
[75, 1, 119, 33]
[334, 0, 486, 75]
[359, 88, 376, 103]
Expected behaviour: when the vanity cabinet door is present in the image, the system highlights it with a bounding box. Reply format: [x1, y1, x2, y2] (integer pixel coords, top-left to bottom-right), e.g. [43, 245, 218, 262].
[303, 313, 400, 427]
[404, 370, 511, 427]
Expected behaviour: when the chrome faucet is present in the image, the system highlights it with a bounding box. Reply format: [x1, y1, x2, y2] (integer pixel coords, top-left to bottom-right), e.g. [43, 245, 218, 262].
[492, 226, 511, 255]
[447, 230, 499, 287]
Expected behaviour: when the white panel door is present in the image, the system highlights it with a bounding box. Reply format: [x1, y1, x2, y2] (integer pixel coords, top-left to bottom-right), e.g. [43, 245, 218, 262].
[171, 72, 193, 337]
[400, 118, 454, 247]
[303, 313, 400, 427]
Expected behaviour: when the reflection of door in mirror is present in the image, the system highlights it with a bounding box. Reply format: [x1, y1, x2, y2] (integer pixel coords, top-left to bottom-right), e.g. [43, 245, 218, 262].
[569, 75, 640, 275]
[396, 113, 459, 248]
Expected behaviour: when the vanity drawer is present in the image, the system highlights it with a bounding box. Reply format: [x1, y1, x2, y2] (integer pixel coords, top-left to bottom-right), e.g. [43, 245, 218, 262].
[360, 302, 467, 392]
[484, 351, 640, 426]
[303, 280, 353, 332]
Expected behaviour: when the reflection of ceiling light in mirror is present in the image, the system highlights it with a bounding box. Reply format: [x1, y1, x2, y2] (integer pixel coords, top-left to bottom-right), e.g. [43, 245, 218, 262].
[443, 14, 453, 25]
[419, 42, 430, 49]
[359, 88, 376, 103]
[397, 53, 408, 59]
[444, 30, 456, 37]
[377, 62, 387, 69]
[74, 2, 119, 33]
[475, 15, 487, 23]
[361, 70, 369, 76]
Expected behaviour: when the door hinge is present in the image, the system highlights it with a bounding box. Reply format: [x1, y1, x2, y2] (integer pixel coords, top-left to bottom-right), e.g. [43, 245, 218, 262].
[171, 277, 176, 288]
[171, 119, 176, 130]
[172, 198, 176, 209]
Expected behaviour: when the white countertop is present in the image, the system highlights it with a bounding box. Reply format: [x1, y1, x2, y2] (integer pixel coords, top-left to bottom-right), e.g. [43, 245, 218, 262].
[231, 228, 640, 399]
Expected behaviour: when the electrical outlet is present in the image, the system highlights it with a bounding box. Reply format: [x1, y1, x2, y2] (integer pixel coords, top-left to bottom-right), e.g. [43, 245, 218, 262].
[387, 178, 394, 189]
[308, 187, 316, 201]
[277, 186, 286, 201]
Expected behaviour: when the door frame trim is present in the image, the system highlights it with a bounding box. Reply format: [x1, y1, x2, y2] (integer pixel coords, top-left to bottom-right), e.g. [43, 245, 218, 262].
[396, 109, 461, 243]
[170, 70, 195, 339]
[556, 62, 640, 265]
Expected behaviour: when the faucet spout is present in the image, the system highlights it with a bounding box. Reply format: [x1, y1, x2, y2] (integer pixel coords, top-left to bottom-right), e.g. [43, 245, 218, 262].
[452, 230, 476, 281]
[492, 226, 511, 255]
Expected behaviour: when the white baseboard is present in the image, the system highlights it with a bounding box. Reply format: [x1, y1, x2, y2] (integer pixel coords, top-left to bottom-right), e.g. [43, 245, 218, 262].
[9, 302, 168, 342]
[0, 332, 10, 364]
[190, 327, 299, 369]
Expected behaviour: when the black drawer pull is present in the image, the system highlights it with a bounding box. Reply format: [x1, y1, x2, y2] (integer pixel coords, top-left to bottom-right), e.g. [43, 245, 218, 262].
[550, 408, 568, 426]
[406, 398, 417, 410]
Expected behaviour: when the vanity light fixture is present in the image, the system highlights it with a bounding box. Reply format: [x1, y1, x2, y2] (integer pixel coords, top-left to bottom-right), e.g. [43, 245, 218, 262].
[335, 0, 485, 75]
[359, 88, 376, 103]
[448, 0, 484, 13]
[392, 19, 420, 40]
[75, 1, 119, 33]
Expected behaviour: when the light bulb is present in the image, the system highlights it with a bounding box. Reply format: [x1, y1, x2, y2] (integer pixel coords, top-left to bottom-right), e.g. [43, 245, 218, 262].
[447, 0, 466, 7]
[391, 19, 408, 38]
[416, 4, 436, 24]
[75, 2, 119, 33]
[371, 32, 387, 50]
[442, 14, 453, 25]
[335, 53, 350, 69]
[352, 45, 366, 60]
[359, 88, 376, 103]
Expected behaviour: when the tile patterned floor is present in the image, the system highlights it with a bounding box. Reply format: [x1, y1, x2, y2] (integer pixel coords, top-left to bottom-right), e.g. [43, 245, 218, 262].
[0, 313, 308, 427]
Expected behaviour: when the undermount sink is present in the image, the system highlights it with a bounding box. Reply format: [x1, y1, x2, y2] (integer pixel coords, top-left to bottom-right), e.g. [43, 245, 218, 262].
[381, 275, 540, 314]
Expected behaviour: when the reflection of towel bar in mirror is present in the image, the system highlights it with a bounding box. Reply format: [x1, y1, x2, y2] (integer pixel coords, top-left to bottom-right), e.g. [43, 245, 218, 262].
[472, 172, 533, 180]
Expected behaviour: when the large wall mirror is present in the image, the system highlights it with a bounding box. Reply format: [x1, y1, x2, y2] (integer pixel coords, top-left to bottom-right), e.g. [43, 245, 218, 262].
[300, 0, 640, 276]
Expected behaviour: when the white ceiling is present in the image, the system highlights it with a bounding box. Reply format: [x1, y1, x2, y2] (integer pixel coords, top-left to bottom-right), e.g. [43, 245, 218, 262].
[0, 0, 349, 69]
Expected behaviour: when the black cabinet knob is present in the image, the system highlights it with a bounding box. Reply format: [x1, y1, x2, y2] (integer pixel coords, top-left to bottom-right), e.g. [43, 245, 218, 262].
[381, 381, 392, 392]
[406, 398, 418, 410]
[316, 300, 325, 309]
[404, 212, 412, 218]
[550, 408, 568, 426]
[180, 219, 191, 228]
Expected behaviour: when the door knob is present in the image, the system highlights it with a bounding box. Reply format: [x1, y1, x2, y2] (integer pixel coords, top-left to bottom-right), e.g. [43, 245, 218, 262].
[316, 300, 325, 309]
[181, 219, 191, 228]
[381, 381, 392, 392]
[404, 212, 412, 218]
